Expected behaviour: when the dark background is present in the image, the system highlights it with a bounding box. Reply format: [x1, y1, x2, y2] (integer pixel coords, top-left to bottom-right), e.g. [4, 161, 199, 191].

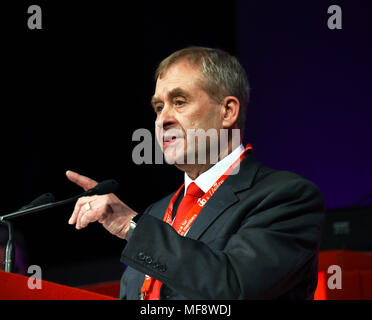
[1, 0, 371, 286]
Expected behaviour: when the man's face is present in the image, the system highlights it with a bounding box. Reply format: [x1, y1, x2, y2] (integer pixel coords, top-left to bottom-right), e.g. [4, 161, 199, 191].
[152, 60, 223, 166]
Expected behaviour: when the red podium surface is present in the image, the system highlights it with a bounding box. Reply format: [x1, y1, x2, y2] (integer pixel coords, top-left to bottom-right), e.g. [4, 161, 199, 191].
[0, 270, 118, 300]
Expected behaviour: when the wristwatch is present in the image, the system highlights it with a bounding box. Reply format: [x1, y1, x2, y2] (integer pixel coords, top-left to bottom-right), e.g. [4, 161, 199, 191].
[126, 214, 142, 241]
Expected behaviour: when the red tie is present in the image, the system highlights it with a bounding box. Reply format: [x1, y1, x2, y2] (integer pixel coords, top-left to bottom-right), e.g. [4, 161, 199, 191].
[172, 182, 204, 231]
[144, 182, 204, 300]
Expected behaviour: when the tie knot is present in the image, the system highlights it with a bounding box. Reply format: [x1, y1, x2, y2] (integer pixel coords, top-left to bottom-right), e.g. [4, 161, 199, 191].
[186, 182, 204, 198]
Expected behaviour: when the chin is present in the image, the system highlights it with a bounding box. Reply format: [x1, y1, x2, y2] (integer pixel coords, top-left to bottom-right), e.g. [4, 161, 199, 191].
[163, 148, 186, 165]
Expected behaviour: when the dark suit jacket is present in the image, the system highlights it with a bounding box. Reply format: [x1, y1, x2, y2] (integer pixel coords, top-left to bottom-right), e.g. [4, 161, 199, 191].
[119, 153, 324, 300]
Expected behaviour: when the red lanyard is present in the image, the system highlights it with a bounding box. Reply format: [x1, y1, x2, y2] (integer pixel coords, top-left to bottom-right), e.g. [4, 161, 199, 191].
[140, 143, 252, 298]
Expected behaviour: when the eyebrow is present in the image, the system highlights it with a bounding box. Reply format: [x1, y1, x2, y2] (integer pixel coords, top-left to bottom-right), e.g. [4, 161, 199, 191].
[151, 87, 191, 109]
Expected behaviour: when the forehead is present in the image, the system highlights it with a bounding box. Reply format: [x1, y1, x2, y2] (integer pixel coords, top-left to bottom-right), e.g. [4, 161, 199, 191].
[155, 60, 202, 97]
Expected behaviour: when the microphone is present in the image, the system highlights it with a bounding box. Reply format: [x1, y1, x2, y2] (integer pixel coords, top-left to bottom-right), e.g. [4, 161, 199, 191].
[82, 179, 119, 196]
[0, 179, 119, 273]
[20, 193, 55, 210]
[0, 179, 119, 221]
[1, 193, 55, 273]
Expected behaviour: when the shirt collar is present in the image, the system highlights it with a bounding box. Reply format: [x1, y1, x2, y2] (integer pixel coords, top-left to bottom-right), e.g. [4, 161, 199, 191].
[184, 144, 245, 195]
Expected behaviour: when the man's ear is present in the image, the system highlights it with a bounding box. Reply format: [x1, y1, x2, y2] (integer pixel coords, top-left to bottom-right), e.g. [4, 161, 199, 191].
[221, 96, 240, 129]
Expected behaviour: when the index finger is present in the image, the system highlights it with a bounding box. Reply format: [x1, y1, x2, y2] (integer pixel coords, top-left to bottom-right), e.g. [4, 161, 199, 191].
[66, 170, 98, 191]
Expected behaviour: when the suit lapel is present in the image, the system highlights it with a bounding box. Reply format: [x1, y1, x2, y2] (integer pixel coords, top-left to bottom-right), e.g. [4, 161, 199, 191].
[186, 184, 238, 240]
[187, 154, 261, 240]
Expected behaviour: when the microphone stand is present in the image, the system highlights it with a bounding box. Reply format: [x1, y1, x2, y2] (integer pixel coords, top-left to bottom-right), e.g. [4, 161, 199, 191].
[1, 220, 15, 272]
[0, 195, 81, 273]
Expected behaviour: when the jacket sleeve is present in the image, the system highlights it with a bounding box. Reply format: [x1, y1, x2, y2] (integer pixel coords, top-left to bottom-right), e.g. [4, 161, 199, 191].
[120, 175, 324, 299]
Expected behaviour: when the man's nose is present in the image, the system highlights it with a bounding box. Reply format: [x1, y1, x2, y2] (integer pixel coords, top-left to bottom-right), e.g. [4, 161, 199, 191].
[155, 104, 176, 129]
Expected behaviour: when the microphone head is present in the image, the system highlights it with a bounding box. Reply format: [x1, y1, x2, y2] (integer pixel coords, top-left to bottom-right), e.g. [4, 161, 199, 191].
[85, 179, 119, 196]
[21, 193, 55, 210]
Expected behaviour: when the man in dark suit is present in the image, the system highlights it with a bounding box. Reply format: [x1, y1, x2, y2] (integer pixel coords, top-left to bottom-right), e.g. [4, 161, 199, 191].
[66, 47, 324, 299]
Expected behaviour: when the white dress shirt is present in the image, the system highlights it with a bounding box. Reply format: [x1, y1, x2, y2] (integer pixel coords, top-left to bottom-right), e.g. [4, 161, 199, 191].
[184, 144, 245, 195]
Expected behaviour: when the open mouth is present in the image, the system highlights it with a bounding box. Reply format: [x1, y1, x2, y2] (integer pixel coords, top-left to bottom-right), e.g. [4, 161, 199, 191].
[164, 136, 177, 142]
[163, 135, 182, 149]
